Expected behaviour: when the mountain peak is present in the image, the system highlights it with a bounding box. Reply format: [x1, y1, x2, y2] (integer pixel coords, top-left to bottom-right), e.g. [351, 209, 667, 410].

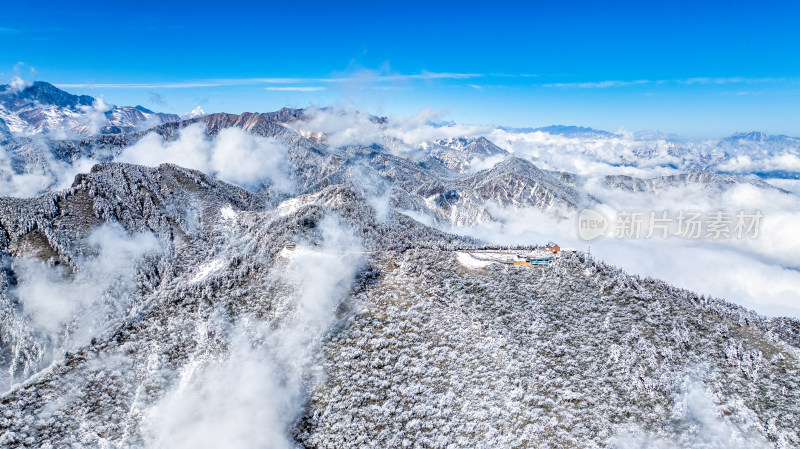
[134, 105, 155, 114]
[727, 131, 770, 142]
[1, 80, 95, 110]
[182, 106, 206, 120]
[534, 125, 616, 138]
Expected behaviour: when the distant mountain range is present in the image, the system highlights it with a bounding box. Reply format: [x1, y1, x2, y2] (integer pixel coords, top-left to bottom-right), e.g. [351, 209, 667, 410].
[0, 85, 795, 221]
[502, 124, 619, 138]
[0, 81, 182, 137]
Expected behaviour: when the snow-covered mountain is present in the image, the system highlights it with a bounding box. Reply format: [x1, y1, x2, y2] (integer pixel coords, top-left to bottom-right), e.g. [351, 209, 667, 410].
[0, 84, 799, 448]
[181, 106, 206, 120]
[601, 172, 788, 194]
[505, 124, 619, 139]
[0, 160, 797, 448]
[0, 82, 180, 137]
[424, 136, 508, 173]
[486, 125, 800, 180]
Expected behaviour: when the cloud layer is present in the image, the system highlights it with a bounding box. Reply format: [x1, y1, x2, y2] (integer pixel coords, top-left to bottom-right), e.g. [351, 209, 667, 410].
[119, 124, 294, 191]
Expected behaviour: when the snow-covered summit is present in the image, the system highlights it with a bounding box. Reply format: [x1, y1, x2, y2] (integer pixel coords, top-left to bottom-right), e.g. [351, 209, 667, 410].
[181, 106, 206, 120]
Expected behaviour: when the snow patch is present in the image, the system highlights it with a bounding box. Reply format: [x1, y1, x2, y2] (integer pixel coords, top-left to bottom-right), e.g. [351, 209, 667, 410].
[191, 258, 226, 283]
[220, 205, 237, 221]
[181, 106, 206, 120]
[456, 252, 493, 269]
[276, 197, 303, 217]
[275, 191, 340, 217]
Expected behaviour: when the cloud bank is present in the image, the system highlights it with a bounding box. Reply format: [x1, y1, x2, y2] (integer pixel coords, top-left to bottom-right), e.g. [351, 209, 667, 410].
[118, 123, 294, 192]
[0, 122, 295, 198]
[294, 106, 492, 154]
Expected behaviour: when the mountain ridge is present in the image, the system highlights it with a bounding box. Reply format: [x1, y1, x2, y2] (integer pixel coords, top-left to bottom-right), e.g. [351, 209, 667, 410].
[0, 81, 180, 137]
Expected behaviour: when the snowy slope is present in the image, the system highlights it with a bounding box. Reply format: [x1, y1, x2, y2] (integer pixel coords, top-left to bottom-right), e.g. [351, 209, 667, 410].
[181, 106, 206, 120]
[0, 162, 796, 447]
[0, 91, 798, 447]
[0, 82, 179, 137]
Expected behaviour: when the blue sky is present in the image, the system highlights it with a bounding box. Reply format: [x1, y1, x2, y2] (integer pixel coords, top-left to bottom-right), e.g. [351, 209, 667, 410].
[1, 0, 799, 137]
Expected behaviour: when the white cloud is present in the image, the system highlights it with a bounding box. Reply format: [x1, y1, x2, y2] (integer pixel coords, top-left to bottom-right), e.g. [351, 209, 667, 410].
[614, 378, 770, 448]
[78, 95, 111, 136]
[294, 106, 493, 153]
[765, 178, 800, 195]
[118, 123, 293, 192]
[53, 72, 484, 90]
[587, 181, 800, 271]
[591, 238, 800, 318]
[264, 86, 325, 92]
[0, 138, 98, 198]
[144, 321, 302, 449]
[484, 128, 686, 177]
[541, 76, 788, 89]
[291, 107, 708, 178]
[9, 76, 31, 92]
[680, 76, 784, 85]
[209, 128, 292, 190]
[717, 153, 800, 173]
[367, 190, 392, 222]
[7, 63, 35, 92]
[467, 153, 507, 173]
[0, 121, 294, 198]
[14, 223, 161, 339]
[543, 79, 653, 88]
[295, 106, 382, 148]
[144, 215, 364, 448]
[0, 166, 54, 198]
